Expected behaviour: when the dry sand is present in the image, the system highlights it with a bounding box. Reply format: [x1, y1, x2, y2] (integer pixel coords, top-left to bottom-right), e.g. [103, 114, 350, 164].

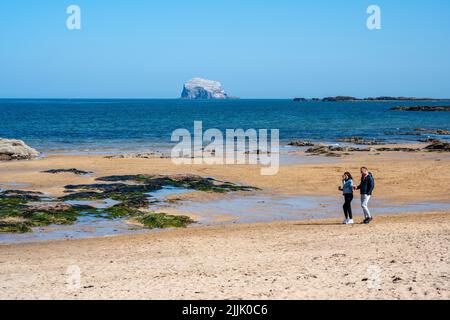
[0, 149, 449, 299]
[0, 212, 448, 300]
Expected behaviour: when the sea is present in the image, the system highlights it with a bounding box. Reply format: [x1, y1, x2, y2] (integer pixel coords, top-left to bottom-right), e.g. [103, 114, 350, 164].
[0, 99, 449, 153]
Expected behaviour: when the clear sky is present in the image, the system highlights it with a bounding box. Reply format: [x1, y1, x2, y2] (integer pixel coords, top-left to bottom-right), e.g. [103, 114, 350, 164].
[1, 0, 449, 98]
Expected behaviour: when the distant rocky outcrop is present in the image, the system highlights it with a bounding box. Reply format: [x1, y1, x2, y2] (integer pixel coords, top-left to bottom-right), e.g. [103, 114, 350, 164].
[293, 96, 448, 102]
[181, 77, 236, 100]
[0, 138, 39, 161]
[391, 106, 450, 112]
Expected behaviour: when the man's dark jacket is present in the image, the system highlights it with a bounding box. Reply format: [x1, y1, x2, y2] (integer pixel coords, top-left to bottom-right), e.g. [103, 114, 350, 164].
[358, 173, 375, 195]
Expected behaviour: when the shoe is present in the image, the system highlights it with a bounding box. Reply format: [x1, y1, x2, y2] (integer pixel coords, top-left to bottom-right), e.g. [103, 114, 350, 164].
[347, 219, 354, 224]
[343, 218, 349, 224]
[363, 217, 373, 224]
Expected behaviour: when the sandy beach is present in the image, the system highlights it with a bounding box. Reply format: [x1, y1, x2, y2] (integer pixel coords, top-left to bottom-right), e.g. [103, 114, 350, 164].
[0, 147, 449, 299]
[0, 212, 448, 299]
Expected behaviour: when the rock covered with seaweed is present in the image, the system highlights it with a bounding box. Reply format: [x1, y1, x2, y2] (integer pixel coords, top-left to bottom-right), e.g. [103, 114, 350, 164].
[0, 175, 257, 233]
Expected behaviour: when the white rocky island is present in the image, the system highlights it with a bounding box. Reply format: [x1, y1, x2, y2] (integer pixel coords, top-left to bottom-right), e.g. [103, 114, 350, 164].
[181, 77, 236, 99]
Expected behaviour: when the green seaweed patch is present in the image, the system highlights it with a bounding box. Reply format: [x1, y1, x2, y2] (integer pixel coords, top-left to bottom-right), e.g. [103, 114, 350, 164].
[0, 190, 44, 201]
[135, 213, 194, 229]
[107, 192, 151, 208]
[0, 221, 32, 233]
[60, 191, 106, 201]
[0, 174, 256, 234]
[102, 205, 143, 219]
[0, 191, 98, 233]
[24, 209, 79, 226]
[62, 183, 158, 208]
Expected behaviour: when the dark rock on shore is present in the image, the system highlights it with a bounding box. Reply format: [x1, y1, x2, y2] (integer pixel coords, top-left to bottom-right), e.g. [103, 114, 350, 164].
[375, 147, 418, 152]
[42, 168, 93, 176]
[337, 137, 385, 145]
[288, 140, 315, 147]
[423, 141, 450, 152]
[391, 106, 450, 112]
[305, 144, 371, 157]
[297, 138, 450, 156]
[418, 137, 441, 143]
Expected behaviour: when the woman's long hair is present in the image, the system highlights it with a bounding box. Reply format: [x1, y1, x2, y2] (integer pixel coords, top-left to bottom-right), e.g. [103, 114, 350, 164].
[344, 172, 353, 180]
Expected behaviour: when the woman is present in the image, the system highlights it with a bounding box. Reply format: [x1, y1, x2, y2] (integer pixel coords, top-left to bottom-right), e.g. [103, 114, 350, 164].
[338, 172, 354, 225]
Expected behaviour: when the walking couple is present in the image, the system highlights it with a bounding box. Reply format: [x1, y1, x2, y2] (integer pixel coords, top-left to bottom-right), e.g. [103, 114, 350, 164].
[338, 167, 375, 225]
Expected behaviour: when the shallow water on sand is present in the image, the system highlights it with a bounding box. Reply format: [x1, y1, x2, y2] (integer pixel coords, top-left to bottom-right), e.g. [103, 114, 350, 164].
[0, 188, 187, 244]
[0, 215, 152, 244]
[174, 194, 450, 225]
[1, 188, 449, 243]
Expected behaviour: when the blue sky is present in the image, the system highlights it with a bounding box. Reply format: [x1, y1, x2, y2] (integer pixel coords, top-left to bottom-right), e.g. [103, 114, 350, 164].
[0, 0, 449, 98]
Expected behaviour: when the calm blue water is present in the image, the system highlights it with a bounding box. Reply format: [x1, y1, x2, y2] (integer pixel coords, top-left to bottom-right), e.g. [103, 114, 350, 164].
[0, 99, 449, 152]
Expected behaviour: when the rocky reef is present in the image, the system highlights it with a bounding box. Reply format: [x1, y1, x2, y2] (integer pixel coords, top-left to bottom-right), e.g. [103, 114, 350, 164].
[293, 96, 447, 102]
[181, 77, 236, 99]
[423, 140, 450, 152]
[0, 175, 257, 233]
[294, 140, 450, 157]
[414, 128, 450, 135]
[336, 137, 386, 145]
[0, 138, 39, 161]
[288, 140, 315, 147]
[391, 106, 450, 112]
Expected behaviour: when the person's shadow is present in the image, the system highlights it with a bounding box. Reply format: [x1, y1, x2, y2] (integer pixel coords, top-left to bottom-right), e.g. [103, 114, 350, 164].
[293, 222, 361, 226]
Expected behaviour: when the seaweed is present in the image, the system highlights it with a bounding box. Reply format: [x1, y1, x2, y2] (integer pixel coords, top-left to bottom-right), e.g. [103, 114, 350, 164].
[0, 174, 256, 233]
[0, 188, 101, 233]
[96, 174, 257, 193]
[0, 221, 31, 233]
[135, 213, 194, 229]
[42, 168, 93, 175]
[102, 205, 143, 218]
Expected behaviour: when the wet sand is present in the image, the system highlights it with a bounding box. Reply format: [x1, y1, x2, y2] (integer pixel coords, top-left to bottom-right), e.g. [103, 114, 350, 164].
[0, 147, 449, 299]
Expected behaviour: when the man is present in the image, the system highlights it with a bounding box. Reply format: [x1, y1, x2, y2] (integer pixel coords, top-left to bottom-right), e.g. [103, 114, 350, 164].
[355, 167, 375, 224]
